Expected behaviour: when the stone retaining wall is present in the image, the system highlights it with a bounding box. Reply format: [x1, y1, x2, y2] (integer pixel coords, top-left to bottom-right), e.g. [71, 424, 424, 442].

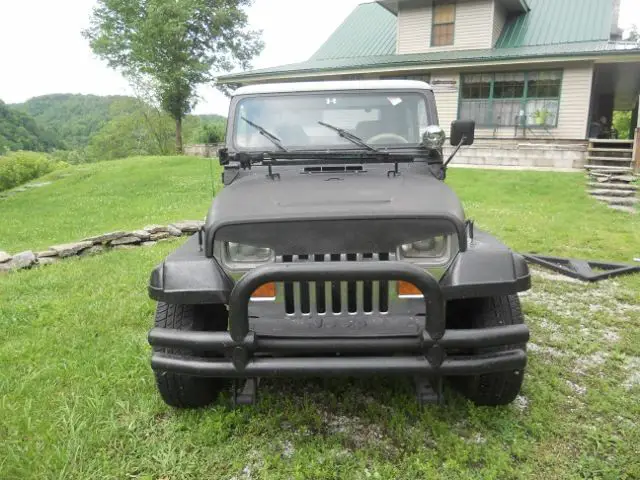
[184, 144, 224, 158]
[444, 140, 588, 170]
[0, 220, 204, 274]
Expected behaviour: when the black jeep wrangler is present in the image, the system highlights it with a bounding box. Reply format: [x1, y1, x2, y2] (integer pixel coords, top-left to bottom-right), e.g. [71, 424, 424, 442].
[147, 80, 530, 408]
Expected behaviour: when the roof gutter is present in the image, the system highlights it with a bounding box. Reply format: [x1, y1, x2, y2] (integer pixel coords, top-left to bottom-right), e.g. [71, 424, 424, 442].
[217, 49, 640, 84]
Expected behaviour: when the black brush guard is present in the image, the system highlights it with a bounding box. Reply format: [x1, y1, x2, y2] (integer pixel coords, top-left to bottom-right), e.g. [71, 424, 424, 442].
[149, 262, 529, 377]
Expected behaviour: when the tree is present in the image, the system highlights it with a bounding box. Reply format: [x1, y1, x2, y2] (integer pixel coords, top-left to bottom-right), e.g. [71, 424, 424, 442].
[191, 119, 227, 144]
[83, 0, 263, 153]
[626, 24, 639, 42]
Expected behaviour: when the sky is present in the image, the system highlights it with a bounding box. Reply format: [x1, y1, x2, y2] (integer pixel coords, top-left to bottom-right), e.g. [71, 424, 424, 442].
[0, 0, 639, 116]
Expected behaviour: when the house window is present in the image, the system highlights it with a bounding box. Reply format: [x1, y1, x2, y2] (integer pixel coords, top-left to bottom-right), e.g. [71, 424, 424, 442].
[432, 2, 455, 47]
[459, 71, 562, 127]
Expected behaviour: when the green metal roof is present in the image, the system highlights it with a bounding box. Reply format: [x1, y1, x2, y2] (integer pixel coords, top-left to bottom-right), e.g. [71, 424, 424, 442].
[219, 0, 638, 83]
[220, 41, 640, 81]
[310, 2, 396, 60]
[496, 0, 614, 48]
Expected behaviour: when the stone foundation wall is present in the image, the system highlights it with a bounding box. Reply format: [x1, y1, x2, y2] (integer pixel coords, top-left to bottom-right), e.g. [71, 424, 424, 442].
[184, 144, 223, 158]
[0, 221, 204, 274]
[444, 140, 588, 170]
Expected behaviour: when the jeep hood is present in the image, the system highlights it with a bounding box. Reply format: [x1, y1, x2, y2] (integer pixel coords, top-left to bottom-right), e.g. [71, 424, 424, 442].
[205, 170, 467, 255]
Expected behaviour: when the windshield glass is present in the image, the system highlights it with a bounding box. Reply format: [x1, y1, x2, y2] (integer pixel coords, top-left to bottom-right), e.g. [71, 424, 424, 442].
[233, 91, 433, 150]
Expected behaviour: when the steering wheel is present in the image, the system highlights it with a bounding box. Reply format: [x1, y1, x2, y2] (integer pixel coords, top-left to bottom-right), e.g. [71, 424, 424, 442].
[366, 133, 409, 145]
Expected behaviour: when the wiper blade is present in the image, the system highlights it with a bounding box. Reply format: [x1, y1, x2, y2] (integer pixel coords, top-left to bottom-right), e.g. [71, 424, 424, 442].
[241, 117, 287, 152]
[318, 121, 377, 152]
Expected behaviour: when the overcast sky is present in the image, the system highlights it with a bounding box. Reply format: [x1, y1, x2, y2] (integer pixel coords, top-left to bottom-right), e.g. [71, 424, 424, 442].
[1, 0, 638, 115]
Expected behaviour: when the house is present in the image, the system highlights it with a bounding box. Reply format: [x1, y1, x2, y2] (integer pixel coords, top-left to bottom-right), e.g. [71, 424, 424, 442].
[217, 0, 640, 170]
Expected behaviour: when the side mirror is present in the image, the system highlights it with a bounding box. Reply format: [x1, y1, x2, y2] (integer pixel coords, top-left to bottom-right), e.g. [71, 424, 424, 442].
[450, 120, 475, 146]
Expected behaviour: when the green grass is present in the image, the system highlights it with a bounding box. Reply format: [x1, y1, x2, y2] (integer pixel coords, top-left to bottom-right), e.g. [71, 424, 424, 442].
[1, 157, 639, 479]
[0, 156, 219, 252]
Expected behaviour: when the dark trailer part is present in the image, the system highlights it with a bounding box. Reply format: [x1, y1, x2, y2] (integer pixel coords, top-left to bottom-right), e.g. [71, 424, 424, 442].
[522, 254, 640, 282]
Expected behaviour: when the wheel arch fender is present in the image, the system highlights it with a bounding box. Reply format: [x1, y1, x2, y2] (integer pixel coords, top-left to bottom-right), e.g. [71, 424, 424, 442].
[148, 235, 233, 305]
[441, 229, 530, 299]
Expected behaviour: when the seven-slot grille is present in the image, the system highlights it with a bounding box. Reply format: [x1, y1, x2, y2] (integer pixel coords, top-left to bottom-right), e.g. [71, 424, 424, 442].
[279, 253, 394, 315]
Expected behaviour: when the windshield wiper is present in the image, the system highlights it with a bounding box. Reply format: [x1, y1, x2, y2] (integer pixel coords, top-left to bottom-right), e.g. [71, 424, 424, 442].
[317, 121, 377, 152]
[241, 117, 287, 152]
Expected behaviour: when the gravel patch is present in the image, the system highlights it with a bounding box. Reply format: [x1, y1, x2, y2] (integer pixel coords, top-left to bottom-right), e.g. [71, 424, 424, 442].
[573, 352, 609, 376]
[566, 380, 587, 396]
[602, 329, 621, 343]
[512, 395, 529, 412]
[528, 342, 567, 359]
[322, 411, 385, 448]
[281, 440, 295, 459]
[622, 357, 640, 391]
[523, 277, 639, 321]
[531, 269, 585, 284]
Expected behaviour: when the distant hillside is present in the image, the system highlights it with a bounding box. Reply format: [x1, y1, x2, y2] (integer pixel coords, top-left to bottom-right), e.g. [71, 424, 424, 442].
[13, 94, 226, 149]
[0, 100, 65, 152]
[197, 114, 226, 123]
[14, 94, 139, 149]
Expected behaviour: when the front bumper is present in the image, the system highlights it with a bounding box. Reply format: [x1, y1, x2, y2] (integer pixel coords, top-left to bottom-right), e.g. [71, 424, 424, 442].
[149, 262, 529, 377]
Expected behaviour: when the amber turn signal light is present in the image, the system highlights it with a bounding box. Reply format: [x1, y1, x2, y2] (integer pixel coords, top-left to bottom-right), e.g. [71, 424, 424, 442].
[251, 282, 276, 299]
[397, 281, 423, 297]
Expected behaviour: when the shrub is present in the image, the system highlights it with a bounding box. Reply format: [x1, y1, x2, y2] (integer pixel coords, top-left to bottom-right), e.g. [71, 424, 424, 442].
[0, 151, 68, 191]
[191, 121, 226, 144]
[49, 149, 89, 165]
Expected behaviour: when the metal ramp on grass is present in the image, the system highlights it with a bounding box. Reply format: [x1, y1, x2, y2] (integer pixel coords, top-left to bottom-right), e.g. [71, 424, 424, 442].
[522, 253, 640, 282]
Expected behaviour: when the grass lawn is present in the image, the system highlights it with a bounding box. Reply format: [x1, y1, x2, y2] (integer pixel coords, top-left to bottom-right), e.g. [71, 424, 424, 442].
[0, 156, 219, 253]
[1, 157, 639, 479]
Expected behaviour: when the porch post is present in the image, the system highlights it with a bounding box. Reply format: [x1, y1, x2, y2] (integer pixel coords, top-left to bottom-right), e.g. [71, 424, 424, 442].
[635, 96, 640, 173]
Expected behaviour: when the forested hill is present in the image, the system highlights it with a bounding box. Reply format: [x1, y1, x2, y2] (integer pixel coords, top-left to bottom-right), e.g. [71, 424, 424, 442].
[13, 94, 136, 149]
[197, 114, 226, 123]
[0, 99, 65, 152]
[12, 94, 227, 149]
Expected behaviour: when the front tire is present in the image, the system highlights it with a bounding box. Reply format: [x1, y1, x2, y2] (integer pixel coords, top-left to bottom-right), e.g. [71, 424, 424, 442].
[448, 295, 526, 406]
[153, 302, 229, 408]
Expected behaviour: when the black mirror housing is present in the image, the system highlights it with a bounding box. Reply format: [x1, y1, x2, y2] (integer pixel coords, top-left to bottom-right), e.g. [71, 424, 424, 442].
[450, 120, 475, 146]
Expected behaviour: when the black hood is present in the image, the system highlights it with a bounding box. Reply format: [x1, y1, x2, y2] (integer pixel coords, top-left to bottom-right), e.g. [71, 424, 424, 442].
[205, 167, 467, 256]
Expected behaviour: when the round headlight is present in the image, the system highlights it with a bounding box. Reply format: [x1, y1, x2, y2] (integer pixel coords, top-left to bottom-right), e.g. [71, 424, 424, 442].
[226, 242, 274, 263]
[400, 236, 448, 259]
[422, 125, 446, 149]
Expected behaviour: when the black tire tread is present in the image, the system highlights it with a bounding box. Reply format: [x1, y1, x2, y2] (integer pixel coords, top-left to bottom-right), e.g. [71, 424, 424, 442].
[153, 302, 228, 408]
[451, 294, 526, 406]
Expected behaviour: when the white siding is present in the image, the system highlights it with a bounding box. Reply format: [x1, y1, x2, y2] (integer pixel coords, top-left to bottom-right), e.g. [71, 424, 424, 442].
[397, 0, 496, 54]
[492, 3, 506, 45]
[555, 64, 594, 140]
[431, 72, 460, 129]
[397, 4, 431, 54]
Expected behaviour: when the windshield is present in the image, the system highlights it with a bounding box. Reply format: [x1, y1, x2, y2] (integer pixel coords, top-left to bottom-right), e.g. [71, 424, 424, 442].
[233, 91, 434, 151]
